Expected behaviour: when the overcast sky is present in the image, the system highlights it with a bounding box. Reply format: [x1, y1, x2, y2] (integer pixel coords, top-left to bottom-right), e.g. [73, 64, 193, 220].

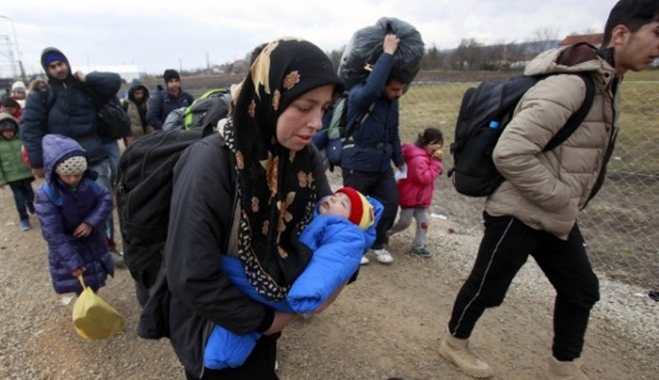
[1, 0, 616, 76]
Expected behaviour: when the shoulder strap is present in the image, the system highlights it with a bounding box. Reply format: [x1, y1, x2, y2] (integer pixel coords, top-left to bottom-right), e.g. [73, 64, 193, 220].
[543, 73, 595, 152]
[345, 102, 375, 141]
[42, 178, 99, 206]
[42, 182, 61, 206]
[38, 85, 53, 111]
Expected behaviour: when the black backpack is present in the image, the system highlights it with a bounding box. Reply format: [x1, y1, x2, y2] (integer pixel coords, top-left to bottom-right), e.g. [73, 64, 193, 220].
[449, 72, 595, 197]
[183, 88, 231, 130]
[83, 85, 131, 140]
[116, 124, 216, 288]
[37, 83, 131, 140]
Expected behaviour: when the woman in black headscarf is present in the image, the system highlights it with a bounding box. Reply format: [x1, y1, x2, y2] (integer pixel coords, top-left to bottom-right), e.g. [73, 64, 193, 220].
[153, 38, 344, 380]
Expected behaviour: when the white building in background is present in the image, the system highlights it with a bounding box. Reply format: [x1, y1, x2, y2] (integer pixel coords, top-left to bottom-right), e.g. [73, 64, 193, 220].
[78, 64, 140, 83]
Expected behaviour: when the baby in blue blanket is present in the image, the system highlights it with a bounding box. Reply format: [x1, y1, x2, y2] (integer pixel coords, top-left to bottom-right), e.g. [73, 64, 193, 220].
[205, 187, 382, 369]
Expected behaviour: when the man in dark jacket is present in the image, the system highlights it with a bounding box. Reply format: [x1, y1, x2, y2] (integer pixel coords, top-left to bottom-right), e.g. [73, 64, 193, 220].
[19, 47, 125, 266]
[146, 69, 194, 130]
[340, 34, 406, 265]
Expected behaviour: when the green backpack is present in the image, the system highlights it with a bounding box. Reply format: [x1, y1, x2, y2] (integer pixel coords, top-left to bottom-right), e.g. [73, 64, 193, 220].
[182, 88, 231, 130]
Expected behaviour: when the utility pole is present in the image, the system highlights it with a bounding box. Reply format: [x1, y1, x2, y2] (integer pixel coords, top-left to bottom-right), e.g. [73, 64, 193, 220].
[0, 15, 27, 83]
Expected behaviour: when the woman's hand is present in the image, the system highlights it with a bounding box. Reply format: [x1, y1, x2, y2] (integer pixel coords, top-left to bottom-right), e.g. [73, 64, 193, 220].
[263, 312, 296, 336]
[74, 222, 92, 238]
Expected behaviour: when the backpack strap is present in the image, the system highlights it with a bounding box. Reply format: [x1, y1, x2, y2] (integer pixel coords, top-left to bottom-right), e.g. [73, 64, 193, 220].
[38, 84, 55, 115]
[543, 72, 595, 152]
[42, 178, 100, 207]
[42, 182, 61, 206]
[344, 102, 375, 142]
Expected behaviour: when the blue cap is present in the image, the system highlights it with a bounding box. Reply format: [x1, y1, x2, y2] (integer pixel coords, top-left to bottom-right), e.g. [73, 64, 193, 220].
[44, 52, 65, 66]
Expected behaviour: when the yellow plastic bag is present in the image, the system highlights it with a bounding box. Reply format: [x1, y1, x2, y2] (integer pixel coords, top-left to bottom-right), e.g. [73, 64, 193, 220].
[72, 275, 125, 339]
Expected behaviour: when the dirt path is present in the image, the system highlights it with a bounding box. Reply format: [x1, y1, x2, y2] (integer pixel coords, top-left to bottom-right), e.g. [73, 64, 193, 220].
[0, 181, 656, 380]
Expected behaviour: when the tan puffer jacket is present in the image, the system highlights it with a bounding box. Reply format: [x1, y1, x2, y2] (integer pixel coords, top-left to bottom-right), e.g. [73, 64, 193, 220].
[127, 101, 154, 140]
[485, 44, 619, 239]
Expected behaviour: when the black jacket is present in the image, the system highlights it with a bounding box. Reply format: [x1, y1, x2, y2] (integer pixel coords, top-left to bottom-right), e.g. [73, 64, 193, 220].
[138, 134, 331, 377]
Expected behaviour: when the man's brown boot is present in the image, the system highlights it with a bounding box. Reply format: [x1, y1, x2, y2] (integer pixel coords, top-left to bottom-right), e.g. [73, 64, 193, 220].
[547, 357, 589, 380]
[438, 332, 493, 378]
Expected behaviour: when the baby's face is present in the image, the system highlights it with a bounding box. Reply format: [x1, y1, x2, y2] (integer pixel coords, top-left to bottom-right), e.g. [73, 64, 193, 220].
[318, 192, 352, 219]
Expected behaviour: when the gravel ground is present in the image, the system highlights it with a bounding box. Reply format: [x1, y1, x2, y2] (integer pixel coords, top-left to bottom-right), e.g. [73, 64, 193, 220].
[0, 172, 657, 380]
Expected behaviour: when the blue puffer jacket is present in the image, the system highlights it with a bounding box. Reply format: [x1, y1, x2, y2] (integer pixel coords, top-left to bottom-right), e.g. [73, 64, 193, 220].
[340, 53, 405, 173]
[35, 134, 114, 294]
[146, 88, 194, 130]
[20, 47, 121, 169]
[204, 196, 383, 370]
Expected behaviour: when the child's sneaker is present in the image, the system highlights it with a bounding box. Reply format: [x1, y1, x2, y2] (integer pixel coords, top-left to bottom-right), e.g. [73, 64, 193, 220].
[372, 248, 394, 264]
[27, 203, 36, 215]
[19, 219, 31, 231]
[411, 246, 432, 257]
[360, 255, 370, 265]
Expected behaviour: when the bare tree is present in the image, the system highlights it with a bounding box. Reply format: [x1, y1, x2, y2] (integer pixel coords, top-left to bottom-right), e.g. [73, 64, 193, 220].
[529, 26, 561, 54]
[452, 38, 484, 70]
[579, 27, 599, 35]
[422, 45, 442, 70]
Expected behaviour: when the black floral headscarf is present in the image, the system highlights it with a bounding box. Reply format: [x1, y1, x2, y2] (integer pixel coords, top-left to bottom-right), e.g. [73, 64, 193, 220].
[222, 37, 343, 302]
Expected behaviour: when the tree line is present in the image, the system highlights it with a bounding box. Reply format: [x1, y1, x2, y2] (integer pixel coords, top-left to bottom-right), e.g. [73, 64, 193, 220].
[325, 37, 561, 73]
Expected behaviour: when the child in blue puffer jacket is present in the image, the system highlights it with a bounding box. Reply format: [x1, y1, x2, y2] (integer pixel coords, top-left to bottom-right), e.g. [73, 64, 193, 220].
[205, 187, 382, 370]
[35, 134, 114, 295]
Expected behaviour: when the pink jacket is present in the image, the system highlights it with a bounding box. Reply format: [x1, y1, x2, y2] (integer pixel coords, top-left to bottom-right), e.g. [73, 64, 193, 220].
[397, 143, 442, 208]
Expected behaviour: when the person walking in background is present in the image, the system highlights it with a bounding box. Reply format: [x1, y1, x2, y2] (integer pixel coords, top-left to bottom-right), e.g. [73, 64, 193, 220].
[340, 34, 407, 265]
[387, 127, 443, 257]
[19, 47, 125, 266]
[35, 134, 114, 295]
[146, 69, 194, 130]
[438, 1, 659, 379]
[124, 82, 153, 145]
[0, 113, 35, 231]
[1, 97, 23, 120]
[10, 81, 27, 107]
[26, 77, 47, 95]
[139, 37, 344, 380]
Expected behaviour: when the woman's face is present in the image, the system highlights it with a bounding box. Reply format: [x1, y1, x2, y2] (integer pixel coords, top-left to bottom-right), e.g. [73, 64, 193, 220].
[276, 84, 334, 151]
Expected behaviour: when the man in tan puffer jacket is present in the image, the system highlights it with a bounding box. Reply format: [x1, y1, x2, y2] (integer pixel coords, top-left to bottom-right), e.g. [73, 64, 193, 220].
[439, 1, 659, 379]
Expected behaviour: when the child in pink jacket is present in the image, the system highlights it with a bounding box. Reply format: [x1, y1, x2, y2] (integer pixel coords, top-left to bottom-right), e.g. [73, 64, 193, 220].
[388, 128, 443, 256]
